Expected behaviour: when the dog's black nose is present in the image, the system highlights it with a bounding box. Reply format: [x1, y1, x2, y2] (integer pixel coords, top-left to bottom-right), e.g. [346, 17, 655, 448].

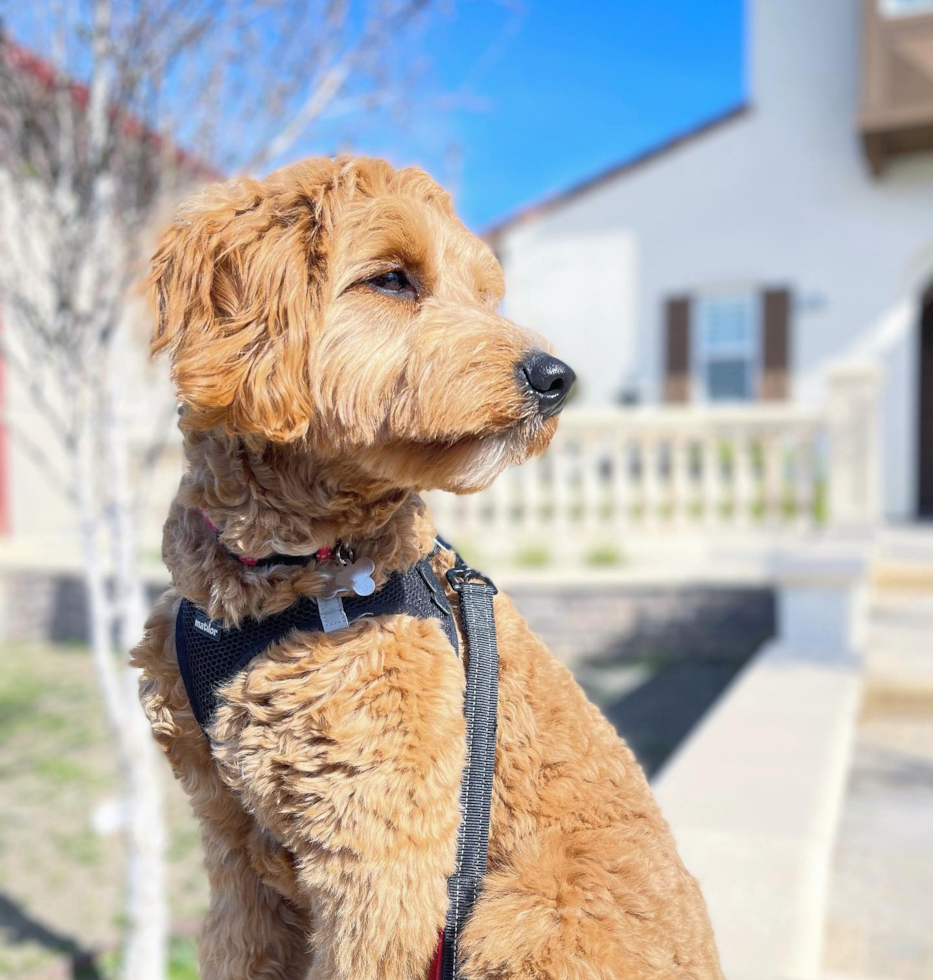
[519, 351, 576, 418]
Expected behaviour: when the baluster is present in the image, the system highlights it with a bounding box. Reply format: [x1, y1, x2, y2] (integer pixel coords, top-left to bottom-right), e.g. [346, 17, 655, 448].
[642, 436, 659, 529]
[827, 365, 881, 528]
[552, 437, 573, 536]
[520, 451, 543, 538]
[763, 431, 783, 526]
[671, 435, 691, 525]
[490, 464, 512, 545]
[732, 431, 754, 526]
[703, 434, 722, 526]
[580, 432, 602, 536]
[613, 435, 631, 532]
[795, 428, 816, 530]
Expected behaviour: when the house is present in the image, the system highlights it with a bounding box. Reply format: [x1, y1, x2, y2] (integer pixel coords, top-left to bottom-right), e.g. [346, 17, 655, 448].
[487, 0, 933, 523]
[0, 39, 212, 555]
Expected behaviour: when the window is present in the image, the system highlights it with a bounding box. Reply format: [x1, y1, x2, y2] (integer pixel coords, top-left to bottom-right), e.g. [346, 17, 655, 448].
[880, 0, 933, 17]
[694, 293, 760, 402]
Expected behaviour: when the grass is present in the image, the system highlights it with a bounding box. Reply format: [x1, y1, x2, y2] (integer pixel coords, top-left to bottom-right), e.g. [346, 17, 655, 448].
[0, 641, 209, 978]
[95, 936, 199, 980]
[585, 545, 624, 568]
[0, 672, 47, 736]
[513, 543, 550, 568]
[168, 938, 200, 980]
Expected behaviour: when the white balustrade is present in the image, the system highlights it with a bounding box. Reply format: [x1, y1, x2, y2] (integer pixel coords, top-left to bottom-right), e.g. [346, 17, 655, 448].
[428, 384, 881, 563]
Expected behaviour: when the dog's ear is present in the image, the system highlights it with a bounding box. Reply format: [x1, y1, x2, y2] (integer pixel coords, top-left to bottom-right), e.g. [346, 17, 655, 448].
[150, 173, 331, 441]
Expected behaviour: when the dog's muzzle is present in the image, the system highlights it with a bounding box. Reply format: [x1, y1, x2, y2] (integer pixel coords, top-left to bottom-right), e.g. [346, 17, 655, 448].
[518, 350, 576, 419]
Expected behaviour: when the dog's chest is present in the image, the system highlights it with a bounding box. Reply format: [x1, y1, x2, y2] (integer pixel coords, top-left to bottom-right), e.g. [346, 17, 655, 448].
[209, 613, 468, 863]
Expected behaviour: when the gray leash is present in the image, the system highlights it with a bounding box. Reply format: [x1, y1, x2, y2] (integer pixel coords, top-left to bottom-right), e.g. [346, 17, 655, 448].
[440, 556, 500, 980]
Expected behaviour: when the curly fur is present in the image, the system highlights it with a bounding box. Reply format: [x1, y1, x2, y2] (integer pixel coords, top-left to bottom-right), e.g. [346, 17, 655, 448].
[132, 156, 722, 979]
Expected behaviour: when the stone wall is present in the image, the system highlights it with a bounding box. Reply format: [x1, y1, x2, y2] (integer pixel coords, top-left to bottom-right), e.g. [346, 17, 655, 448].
[0, 573, 165, 645]
[508, 584, 775, 670]
[0, 571, 775, 662]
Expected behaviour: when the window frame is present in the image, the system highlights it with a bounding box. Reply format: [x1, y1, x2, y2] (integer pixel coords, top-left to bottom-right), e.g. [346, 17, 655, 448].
[691, 290, 762, 404]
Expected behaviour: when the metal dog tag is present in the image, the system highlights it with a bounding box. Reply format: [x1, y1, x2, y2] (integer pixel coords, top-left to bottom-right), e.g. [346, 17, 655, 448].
[317, 595, 349, 633]
[331, 557, 376, 596]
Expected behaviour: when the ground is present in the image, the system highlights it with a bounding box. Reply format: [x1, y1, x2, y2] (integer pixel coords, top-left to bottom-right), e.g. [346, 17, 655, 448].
[823, 584, 933, 980]
[0, 642, 208, 979]
[824, 707, 933, 978]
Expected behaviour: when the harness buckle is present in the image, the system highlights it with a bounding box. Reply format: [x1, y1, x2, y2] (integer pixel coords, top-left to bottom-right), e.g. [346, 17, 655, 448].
[446, 565, 498, 595]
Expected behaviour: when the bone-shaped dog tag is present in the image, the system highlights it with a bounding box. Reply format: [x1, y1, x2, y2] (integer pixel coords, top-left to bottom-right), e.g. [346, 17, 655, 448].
[331, 557, 376, 596]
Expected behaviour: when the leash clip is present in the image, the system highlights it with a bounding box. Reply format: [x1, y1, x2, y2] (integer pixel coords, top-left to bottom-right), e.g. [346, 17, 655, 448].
[446, 565, 498, 595]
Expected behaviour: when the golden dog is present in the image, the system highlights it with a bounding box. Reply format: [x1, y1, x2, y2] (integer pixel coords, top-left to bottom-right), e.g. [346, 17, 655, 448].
[133, 157, 722, 979]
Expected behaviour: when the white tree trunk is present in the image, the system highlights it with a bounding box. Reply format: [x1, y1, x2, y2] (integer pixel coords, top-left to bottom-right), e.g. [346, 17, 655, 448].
[76, 372, 167, 980]
[120, 671, 168, 980]
[109, 350, 168, 980]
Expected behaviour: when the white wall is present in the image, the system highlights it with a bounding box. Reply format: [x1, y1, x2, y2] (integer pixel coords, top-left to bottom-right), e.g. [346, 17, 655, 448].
[500, 230, 639, 404]
[494, 0, 933, 520]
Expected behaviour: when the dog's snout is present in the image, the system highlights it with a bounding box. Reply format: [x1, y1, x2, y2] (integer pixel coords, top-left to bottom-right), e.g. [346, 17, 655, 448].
[519, 351, 576, 418]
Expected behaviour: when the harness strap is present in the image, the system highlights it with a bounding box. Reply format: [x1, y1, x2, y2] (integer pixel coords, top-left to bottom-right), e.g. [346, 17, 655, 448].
[440, 559, 500, 980]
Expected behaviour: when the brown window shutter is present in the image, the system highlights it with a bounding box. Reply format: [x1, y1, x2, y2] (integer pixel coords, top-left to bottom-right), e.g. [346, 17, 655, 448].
[664, 296, 691, 403]
[761, 288, 791, 400]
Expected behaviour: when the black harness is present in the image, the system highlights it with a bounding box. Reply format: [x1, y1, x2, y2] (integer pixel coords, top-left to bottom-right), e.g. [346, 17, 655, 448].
[175, 546, 499, 980]
[176, 554, 459, 729]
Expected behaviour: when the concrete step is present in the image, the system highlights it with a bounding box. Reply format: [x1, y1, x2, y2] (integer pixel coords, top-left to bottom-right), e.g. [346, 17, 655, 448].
[869, 524, 933, 597]
[655, 639, 861, 979]
[864, 594, 933, 703]
[868, 591, 933, 623]
[875, 524, 933, 559]
[871, 525, 933, 593]
[871, 560, 933, 594]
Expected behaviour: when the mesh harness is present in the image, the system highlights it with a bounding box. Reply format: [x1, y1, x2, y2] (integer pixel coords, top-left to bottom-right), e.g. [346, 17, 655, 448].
[175, 547, 499, 980]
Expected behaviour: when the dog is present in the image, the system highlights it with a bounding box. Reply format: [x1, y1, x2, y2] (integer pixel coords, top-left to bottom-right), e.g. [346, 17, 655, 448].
[133, 157, 722, 979]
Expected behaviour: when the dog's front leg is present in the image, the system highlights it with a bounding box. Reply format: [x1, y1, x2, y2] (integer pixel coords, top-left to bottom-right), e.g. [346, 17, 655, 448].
[212, 616, 467, 980]
[135, 597, 315, 980]
[198, 819, 314, 980]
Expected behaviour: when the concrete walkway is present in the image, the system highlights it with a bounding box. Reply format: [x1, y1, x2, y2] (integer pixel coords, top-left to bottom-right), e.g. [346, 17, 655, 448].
[822, 585, 933, 980]
[654, 639, 862, 979]
[653, 549, 868, 979]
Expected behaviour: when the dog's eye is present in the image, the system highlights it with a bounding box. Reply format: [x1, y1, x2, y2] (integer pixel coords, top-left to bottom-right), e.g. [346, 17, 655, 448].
[367, 270, 417, 298]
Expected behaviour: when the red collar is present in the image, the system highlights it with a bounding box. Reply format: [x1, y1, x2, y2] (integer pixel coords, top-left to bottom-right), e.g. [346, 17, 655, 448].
[200, 510, 333, 566]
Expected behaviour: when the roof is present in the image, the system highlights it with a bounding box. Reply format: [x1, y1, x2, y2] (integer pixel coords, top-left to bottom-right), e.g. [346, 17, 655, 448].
[4, 39, 220, 181]
[484, 102, 750, 242]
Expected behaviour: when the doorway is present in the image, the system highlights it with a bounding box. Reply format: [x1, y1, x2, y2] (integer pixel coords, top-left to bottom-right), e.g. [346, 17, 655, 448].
[918, 287, 933, 516]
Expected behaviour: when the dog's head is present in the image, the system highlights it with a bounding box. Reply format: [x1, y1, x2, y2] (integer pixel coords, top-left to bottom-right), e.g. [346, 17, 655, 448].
[151, 157, 574, 493]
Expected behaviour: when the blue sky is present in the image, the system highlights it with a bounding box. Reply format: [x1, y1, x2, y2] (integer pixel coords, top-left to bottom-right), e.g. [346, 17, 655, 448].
[351, 0, 746, 231]
[9, 1, 745, 233]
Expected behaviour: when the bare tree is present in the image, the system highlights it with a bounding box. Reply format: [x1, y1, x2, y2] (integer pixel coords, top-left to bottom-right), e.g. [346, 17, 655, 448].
[0, 1, 492, 976]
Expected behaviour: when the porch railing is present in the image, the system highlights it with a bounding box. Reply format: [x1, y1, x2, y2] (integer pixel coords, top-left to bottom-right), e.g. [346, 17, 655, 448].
[428, 364, 881, 564]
